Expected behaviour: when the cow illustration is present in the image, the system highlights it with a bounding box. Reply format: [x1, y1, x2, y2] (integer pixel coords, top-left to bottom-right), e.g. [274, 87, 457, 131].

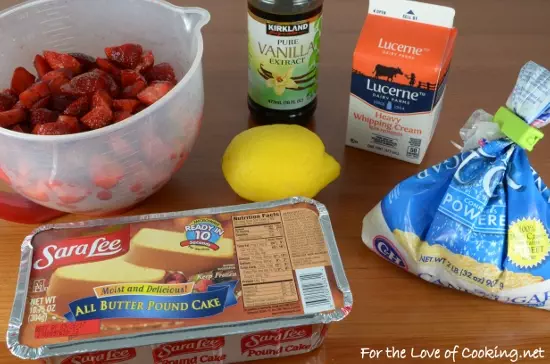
[372, 65, 403, 82]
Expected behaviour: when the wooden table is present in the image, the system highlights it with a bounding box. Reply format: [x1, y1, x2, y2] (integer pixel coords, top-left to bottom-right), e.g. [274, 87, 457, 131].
[2, 0, 550, 362]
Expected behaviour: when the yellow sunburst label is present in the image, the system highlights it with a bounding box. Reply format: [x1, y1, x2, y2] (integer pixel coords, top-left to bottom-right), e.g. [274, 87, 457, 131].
[508, 218, 550, 268]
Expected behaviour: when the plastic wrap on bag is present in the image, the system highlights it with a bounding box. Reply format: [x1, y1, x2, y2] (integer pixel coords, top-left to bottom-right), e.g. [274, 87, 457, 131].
[362, 61, 550, 310]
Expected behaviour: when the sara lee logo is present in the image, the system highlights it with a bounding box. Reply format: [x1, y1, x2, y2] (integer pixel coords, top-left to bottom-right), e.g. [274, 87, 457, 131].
[241, 326, 312, 353]
[61, 348, 136, 364]
[32, 228, 129, 271]
[378, 37, 427, 56]
[366, 79, 420, 101]
[373, 235, 408, 270]
[180, 218, 225, 251]
[153, 338, 225, 361]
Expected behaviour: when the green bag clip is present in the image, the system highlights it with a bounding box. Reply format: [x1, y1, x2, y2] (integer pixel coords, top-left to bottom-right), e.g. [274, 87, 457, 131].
[493, 107, 544, 152]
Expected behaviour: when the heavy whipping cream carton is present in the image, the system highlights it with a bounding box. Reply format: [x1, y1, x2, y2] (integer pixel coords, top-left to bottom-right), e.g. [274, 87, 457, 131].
[346, 0, 457, 163]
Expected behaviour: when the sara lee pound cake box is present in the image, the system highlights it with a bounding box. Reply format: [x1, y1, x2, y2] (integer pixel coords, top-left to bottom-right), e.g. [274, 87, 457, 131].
[346, 0, 458, 164]
[7, 198, 352, 363]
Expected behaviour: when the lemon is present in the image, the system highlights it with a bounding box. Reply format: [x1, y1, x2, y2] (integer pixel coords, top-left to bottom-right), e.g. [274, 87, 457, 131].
[222, 125, 340, 202]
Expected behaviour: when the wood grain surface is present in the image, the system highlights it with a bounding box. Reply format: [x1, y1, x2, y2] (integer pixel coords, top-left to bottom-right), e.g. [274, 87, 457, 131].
[1, 0, 550, 363]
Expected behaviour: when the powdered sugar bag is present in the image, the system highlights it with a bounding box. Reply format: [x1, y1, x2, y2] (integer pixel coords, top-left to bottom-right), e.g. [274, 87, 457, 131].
[362, 61, 550, 309]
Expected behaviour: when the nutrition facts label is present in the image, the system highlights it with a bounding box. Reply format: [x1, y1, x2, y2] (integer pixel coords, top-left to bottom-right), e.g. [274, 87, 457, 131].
[233, 211, 299, 308]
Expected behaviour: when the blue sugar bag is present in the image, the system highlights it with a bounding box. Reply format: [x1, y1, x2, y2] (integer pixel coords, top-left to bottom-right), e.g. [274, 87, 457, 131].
[362, 61, 550, 309]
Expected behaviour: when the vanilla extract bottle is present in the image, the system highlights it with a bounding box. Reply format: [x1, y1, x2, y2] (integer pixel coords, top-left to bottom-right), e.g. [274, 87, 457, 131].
[247, 0, 323, 125]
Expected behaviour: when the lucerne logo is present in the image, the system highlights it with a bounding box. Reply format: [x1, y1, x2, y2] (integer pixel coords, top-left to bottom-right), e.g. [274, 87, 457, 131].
[378, 37, 426, 56]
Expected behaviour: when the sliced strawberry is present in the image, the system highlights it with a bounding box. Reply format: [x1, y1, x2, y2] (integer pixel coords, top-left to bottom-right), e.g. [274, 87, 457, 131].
[145, 63, 176, 83]
[63, 96, 89, 117]
[11, 67, 36, 95]
[120, 69, 145, 87]
[96, 58, 121, 78]
[43, 51, 81, 74]
[105, 43, 143, 69]
[113, 110, 132, 122]
[96, 190, 113, 201]
[134, 103, 147, 114]
[110, 135, 134, 156]
[81, 106, 112, 129]
[47, 75, 70, 95]
[50, 94, 75, 112]
[0, 109, 27, 128]
[102, 71, 120, 98]
[30, 108, 58, 126]
[2, 88, 18, 99]
[19, 81, 51, 108]
[137, 81, 174, 105]
[141, 135, 172, 164]
[42, 69, 74, 82]
[62, 70, 107, 96]
[121, 79, 147, 98]
[69, 52, 96, 71]
[89, 155, 124, 189]
[32, 122, 69, 135]
[34, 55, 52, 78]
[31, 96, 51, 110]
[57, 115, 80, 133]
[12, 101, 26, 110]
[135, 50, 155, 73]
[91, 89, 112, 109]
[0, 92, 17, 111]
[11, 123, 30, 133]
[19, 182, 50, 202]
[113, 99, 140, 113]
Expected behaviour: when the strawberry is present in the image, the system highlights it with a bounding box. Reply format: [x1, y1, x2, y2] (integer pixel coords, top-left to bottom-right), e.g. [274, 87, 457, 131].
[57, 115, 80, 133]
[134, 103, 147, 114]
[113, 99, 140, 113]
[141, 135, 172, 164]
[12, 101, 26, 110]
[96, 58, 121, 78]
[45, 69, 74, 81]
[63, 96, 89, 116]
[47, 75, 70, 95]
[89, 155, 124, 189]
[113, 110, 132, 122]
[81, 106, 112, 129]
[135, 50, 154, 73]
[137, 81, 174, 105]
[120, 69, 145, 87]
[19, 182, 50, 201]
[105, 43, 143, 69]
[102, 71, 120, 98]
[69, 52, 96, 71]
[50, 94, 75, 112]
[0, 92, 17, 111]
[145, 63, 176, 83]
[31, 96, 51, 110]
[11, 67, 36, 95]
[42, 69, 74, 82]
[32, 122, 69, 135]
[1, 88, 18, 99]
[30, 108, 58, 126]
[62, 70, 107, 96]
[0, 109, 27, 128]
[109, 135, 135, 157]
[193, 279, 213, 293]
[96, 190, 113, 201]
[19, 81, 51, 108]
[91, 89, 112, 109]
[43, 51, 81, 74]
[34, 55, 52, 78]
[11, 123, 30, 133]
[121, 79, 147, 98]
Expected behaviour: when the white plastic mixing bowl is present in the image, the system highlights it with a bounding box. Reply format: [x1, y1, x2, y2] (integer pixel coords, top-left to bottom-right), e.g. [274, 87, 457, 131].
[0, 0, 210, 215]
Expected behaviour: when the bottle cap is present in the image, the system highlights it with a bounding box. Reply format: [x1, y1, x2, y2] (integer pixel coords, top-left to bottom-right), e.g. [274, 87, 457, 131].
[493, 107, 544, 152]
